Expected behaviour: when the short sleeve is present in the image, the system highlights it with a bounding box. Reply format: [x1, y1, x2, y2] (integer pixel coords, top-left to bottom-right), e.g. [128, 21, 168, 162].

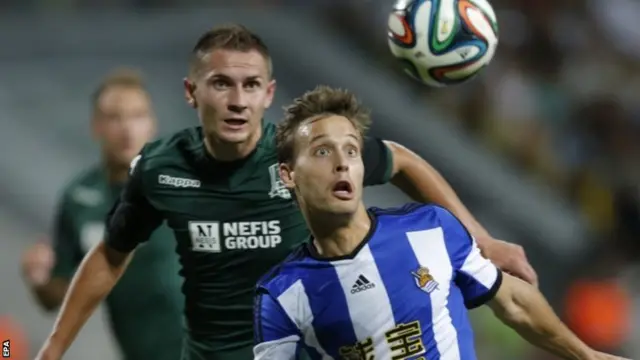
[437, 207, 502, 309]
[104, 150, 163, 253]
[50, 198, 82, 279]
[253, 289, 300, 360]
[362, 137, 393, 186]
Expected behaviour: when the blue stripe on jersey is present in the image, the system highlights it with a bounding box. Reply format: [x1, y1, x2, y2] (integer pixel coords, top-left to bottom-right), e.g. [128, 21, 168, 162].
[446, 284, 477, 359]
[367, 218, 437, 358]
[254, 289, 298, 343]
[301, 264, 359, 357]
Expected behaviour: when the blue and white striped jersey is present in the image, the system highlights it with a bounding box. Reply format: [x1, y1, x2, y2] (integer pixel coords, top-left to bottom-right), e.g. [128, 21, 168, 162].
[254, 204, 503, 360]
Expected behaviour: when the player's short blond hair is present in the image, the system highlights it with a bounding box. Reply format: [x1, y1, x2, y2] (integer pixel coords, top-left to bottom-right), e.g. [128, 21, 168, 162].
[91, 68, 148, 113]
[276, 85, 371, 166]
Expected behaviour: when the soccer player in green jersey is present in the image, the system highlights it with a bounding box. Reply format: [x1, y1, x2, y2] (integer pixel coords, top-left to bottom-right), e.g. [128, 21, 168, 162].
[37, 24, 536, 360]
[23, 69, 184, 360]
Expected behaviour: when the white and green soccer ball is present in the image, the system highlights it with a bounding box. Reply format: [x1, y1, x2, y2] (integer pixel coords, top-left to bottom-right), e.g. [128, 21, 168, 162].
[387, 0, 499, 87]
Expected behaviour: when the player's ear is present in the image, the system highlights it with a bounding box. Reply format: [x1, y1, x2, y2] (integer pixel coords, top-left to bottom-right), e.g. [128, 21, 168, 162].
[183, 78, 197, 109]
[264, 79, 276, 109]
[279, 162, 295, 189]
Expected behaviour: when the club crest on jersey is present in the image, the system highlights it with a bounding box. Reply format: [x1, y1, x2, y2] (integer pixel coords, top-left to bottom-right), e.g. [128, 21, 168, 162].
[412, 266, 439, 293]
[268, 163, 291, 200]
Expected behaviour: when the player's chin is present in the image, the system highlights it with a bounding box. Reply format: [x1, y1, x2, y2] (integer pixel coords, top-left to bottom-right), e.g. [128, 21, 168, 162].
[111, 150, 140, 168]
[324, 198, 359, 215]
[217, 130, 252, 144]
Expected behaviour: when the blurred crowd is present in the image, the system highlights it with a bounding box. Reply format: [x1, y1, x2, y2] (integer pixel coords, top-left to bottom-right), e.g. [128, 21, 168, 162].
[330, 0, 640, 262]
[327, 0, 640, 357]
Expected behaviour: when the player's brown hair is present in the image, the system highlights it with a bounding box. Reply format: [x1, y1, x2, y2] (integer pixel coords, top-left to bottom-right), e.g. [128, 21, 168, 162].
[189, 23, 273, 77]
[91, 68, 148, 113]
[276, 85, 372, 166]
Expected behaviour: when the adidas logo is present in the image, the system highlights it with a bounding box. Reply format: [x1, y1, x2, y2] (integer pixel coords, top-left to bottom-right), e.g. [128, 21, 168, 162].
[350, 274, 375, 294]
[458, 48, 471, 60]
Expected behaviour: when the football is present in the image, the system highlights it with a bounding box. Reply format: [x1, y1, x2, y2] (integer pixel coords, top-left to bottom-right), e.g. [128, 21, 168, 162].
[387, 0, 499, 87]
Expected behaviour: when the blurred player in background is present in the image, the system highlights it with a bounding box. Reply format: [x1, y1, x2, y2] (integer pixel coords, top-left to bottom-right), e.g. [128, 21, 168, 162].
[22, 69, 184, 360]
[36, 25, 535, 360]
[254, 86, 627, 360]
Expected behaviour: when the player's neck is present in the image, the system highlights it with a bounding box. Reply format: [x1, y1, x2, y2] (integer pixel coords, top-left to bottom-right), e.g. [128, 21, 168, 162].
[103, 159, 129, 184]
[309, 205, 371, 258]
[204, 129, 262, 162]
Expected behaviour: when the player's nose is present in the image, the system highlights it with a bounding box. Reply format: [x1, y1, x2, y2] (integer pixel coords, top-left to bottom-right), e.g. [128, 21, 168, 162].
[227, 88, 248, 113]
[334, 154, 349, 173]
[335, 163, 349, 173]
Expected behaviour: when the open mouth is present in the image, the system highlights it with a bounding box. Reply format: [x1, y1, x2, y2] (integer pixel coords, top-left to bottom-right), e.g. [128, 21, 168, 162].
[224, 118, 248, 127]
[332, 180, 354, 200]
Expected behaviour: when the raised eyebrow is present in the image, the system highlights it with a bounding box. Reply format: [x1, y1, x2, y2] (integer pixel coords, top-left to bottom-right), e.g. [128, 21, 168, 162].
[346, 134, 360, 142]
[309, 134, 328, 144]
[309, 134, 360, 144]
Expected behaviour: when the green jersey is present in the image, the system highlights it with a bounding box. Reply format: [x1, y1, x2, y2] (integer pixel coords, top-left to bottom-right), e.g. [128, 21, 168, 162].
[52, 166, 184, 360]
[105, 122, 393, 359]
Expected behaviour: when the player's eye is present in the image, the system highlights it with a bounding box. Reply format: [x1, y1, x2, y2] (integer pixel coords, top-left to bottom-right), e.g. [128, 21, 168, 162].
[346, 147, 359, 157]
[314, 147, 330, 157]
[210, 79, 229, 90]
[245, 81, 261, 89]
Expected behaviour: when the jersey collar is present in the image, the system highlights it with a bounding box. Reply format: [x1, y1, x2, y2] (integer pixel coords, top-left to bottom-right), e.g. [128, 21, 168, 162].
[305, 210, 378, 262]
[193, 121, 269, 180]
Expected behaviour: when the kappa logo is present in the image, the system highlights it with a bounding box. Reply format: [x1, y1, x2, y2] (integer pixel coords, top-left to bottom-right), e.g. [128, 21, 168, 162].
[158, 174, 201, 188]
[412, 266, 439, 293]
[268, 163, 291, 200]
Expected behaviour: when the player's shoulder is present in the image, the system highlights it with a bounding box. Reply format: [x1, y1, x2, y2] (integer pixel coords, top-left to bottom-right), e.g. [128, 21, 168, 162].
[256, 120, 277, 151]
[262, 120, 277, 136]
[136, 127, 202, 172]
[256, 244, 310, 298]
[369, 202, 451, 222]
[59, 164, 106, 207]
[370, 203, 465, 237]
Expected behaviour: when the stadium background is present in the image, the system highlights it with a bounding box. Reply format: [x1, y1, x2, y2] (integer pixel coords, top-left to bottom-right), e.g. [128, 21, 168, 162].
[0, 0, 638, 358]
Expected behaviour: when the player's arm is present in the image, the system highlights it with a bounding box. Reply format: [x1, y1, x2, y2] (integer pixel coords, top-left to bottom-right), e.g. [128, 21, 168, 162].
[363, 138, 537, 286]
[438, 208, 623, 360]
[253, 288, 301, 360]
[29, 275, 70, 312]
[362, 138, 490, 241]
[487, 273, 608, 360]
[37, 155, 163, 360]
[24, 199, 77, 311]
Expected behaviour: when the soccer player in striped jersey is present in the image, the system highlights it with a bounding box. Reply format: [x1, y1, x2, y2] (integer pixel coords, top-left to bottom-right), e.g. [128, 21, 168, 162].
[253, 86, 627, 360]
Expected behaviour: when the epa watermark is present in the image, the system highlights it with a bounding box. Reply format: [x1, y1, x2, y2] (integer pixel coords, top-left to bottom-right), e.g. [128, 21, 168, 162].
[2, 339, 9, 358]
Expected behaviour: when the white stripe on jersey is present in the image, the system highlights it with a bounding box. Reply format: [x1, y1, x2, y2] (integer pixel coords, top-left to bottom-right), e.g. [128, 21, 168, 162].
[332, 244, 396, 359]
[253, 335, 300, 360]
[407, 228, 461, 360]
[278, 280, 332, 358]
[461, 237, 499, 289]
